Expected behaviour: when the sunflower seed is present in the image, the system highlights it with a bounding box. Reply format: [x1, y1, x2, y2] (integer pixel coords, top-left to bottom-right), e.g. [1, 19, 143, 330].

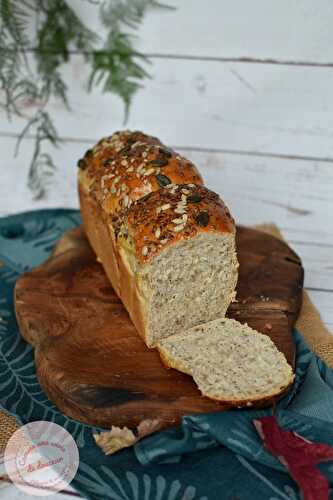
[172, 217, 185, 224]
[144, 168, 155, 176]
[172, 224, 185, 232]
[174, 207, 186, 214]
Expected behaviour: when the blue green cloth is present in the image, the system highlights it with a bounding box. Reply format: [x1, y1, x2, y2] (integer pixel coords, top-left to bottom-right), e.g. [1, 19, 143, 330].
[0, 209, 333, 500]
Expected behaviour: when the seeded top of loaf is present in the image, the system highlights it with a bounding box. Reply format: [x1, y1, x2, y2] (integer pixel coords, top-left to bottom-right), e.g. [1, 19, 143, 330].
[114, 184, 235, 263]
[78, 130, 203, 214]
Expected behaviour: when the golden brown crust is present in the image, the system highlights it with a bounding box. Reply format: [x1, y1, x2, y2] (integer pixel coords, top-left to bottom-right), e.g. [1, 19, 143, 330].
[78, 130, 237, 348]
[78, 130, 203, 216]
[79, 183, 150, 344]
[114, 184, 235, 264]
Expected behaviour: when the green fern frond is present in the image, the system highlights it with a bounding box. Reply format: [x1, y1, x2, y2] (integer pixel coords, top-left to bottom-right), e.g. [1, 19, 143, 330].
[0, 0, 173, 198]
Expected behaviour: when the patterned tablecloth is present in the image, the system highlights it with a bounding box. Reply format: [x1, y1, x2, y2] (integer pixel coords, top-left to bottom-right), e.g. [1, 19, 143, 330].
[0, 209, 333, 500]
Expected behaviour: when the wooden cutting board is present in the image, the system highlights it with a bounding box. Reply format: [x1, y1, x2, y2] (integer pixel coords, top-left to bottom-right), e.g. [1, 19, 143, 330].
[14, 226, 303, 431]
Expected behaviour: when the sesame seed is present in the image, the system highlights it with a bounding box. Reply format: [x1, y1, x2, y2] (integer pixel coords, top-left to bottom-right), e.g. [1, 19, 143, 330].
[181, 194, 187, 203]
[155, 228, 161, 238]
[160, 238, 168, 244]
[142, 152, 148, 158]
[174, 207, 186, 214]
[182, 188, 190, 195]
[188, 183, 195, 187]
[127, 166, 134, 172]
[182, 214, 188, 223]
[121, 183, 127, 192]
[123, 195, 129, 207]
[161, 204, 171, 211]
[114, 176, 121, 184]
[142, 246, 148, 256]
[121, 159, 128, 166]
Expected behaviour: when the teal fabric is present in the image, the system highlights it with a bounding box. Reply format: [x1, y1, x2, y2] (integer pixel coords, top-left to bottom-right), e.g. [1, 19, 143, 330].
[0, 208, 333, 500]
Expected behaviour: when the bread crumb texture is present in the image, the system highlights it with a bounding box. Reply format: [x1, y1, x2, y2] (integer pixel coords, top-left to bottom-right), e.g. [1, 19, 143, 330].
[158, 318, 294, 403]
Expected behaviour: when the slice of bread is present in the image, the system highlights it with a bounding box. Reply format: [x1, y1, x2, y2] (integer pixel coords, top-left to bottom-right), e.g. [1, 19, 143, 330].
[157, 318, 294, 406]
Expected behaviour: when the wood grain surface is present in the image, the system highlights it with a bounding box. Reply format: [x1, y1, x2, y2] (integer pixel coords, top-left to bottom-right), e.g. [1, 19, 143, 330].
[14, 225, 303, 430]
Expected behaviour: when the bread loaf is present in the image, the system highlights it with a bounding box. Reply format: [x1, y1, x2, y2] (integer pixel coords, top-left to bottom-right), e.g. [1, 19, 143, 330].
[78, 130, 239, 347]
[157, 318, 294, 405]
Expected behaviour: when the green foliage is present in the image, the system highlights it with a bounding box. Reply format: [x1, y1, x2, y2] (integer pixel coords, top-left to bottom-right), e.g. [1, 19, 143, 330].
[0, 0, 170, 199]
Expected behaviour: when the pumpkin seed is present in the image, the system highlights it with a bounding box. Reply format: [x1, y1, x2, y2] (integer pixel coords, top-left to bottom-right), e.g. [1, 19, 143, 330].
[156, 174, 171, 187]
[102, 157, 113, 166]
[188, 193, 202, 203]
[138, 193, 151, 203]
[77, 159, 87, 170]
[151, 158, 169, 167]
[158, 147, 172, 158]
[196, 211, 209, 227]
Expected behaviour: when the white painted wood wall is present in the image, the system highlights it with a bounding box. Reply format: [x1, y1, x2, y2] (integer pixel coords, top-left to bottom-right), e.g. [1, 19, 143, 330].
[0, 0, 332, 337]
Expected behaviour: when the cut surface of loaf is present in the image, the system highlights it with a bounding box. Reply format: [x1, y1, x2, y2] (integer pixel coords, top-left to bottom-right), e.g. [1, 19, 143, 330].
[114, 184, 238, 346]
[157, 318, 294, 404]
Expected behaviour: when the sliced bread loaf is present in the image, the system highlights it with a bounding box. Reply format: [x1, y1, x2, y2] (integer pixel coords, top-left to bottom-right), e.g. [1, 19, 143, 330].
[157, 318, 294, 405]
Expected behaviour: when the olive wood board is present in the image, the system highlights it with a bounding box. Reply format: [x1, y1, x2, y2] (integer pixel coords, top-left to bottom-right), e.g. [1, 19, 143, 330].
[14, 225, 303, 431]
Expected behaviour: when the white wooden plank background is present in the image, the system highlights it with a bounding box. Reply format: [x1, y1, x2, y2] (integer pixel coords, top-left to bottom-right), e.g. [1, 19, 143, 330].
[70, 0, 333, 63]
[2, 56, 333, 159]
[1, 1, 332, 335]
[1, 2, 333, 498]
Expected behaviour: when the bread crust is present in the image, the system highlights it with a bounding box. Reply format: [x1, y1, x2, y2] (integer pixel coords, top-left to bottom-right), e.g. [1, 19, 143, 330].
[79, 183, 150, 343]
[78, 131, 237, 347]
[115, 183, 235, 264]
[78, 130, 203, 216]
